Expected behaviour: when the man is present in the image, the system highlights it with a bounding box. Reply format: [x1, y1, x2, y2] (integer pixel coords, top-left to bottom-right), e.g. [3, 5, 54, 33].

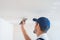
[20, 17, 50, 40]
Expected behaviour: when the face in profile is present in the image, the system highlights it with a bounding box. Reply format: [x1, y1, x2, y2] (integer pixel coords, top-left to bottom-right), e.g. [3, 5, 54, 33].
[33, 22, 41, 36]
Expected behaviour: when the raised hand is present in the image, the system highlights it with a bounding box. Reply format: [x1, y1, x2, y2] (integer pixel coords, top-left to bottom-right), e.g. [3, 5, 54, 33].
[19, 18, 27, 26]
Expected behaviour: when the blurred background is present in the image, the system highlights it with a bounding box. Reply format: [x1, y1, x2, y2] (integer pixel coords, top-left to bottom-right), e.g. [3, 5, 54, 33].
[0, 0, 60, 40]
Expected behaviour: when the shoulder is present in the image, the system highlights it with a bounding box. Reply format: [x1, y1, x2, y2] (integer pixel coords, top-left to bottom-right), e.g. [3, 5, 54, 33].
[37, 33, 49, 40]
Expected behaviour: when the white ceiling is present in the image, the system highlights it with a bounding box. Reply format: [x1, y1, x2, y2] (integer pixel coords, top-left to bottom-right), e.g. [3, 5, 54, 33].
[0, 0, 60, 23]
[0, 0, 55, 9]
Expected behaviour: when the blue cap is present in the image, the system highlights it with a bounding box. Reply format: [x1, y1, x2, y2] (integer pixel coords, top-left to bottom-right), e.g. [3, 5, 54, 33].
[33, 17, 50, 32]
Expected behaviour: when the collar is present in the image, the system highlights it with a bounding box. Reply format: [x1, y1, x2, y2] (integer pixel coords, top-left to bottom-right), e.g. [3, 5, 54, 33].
[37, 33, 48, 40]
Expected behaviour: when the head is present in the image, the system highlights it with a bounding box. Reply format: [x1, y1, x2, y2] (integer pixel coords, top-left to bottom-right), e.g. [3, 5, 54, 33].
[33, 17, 50, 36]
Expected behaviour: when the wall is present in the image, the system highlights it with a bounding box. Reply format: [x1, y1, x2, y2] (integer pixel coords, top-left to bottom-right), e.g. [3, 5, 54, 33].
[0, 18, 13, 40]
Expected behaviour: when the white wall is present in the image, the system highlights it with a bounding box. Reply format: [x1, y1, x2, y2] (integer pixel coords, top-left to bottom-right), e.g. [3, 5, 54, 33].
[0, 18, 13, 40]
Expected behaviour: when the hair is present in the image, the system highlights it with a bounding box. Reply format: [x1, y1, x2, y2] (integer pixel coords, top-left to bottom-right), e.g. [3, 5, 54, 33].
[39, 24, 50, 33]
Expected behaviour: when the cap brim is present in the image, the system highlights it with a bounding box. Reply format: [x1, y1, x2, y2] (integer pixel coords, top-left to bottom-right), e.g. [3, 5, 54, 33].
[33, 18, 38, 22]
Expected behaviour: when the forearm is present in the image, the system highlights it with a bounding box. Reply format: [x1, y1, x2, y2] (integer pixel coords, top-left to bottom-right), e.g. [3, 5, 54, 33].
[21, 26, 31, 40]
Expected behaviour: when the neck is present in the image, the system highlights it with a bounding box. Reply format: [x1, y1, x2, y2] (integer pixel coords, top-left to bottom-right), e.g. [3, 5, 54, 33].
[37, 31, 44, 37]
